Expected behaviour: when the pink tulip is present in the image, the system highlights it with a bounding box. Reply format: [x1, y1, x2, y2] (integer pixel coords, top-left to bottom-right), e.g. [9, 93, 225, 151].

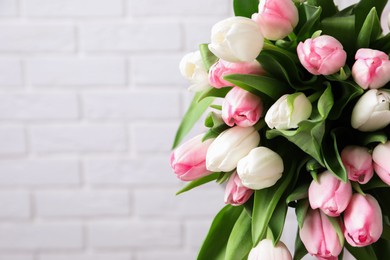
[224, 172, 253, 206]
[300, 209, 343, 260]
[372, 141, 390, 185]
[251, 0, 298, 41]
[297, 35, 347, 75]
[170, 134, 213, 181]
[308, 171, 352, 217]
[344, 194, 382, 247]
[341, 145, 374, 184]
[222, 87, 263, 127]
[352, 48, 390, 89]
[209, 59, 263, 88]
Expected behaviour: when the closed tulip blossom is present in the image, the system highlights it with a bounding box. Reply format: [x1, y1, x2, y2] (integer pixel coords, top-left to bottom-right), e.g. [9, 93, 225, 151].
[222, 87, 263, 127]
[341, 145, 374, 184]
[209, 59, 263, 88]
[352, 48, 390, 89]
[170, 134, 214, 181]
[237, 147, 284, 190]
[224, 172, 253, 206]
[209, 17, 264, 63]
[308, 171, 352, 217]
[300, 209, 343, 259]
[297, 35, 347, 75]
[265, 93, 312, 130]
[251, 0, 298, 41]
[344, 194, 383, 247]
[248, 239, 292, 260]
[372, 141, 390, 185]
[206, 126, 260, 172]
[351, 89, 390, 131]
[179, 51, 210, 92]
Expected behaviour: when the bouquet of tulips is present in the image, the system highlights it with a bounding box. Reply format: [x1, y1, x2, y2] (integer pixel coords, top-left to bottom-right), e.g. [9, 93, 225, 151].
[170, 0, 390, 259]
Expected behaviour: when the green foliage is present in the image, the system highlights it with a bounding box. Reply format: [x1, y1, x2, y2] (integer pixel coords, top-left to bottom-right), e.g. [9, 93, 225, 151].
[225, 209, 252, 260]
[356, 7, 381, 49]
[233, 0, 259, 18]
[176, 173, 220, 195]
[199, 44, 218, 71]
[293, 228, 308, 260]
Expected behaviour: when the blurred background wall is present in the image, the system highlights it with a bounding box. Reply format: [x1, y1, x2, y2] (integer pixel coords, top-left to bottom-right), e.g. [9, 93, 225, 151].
[0, 0, 387, 259]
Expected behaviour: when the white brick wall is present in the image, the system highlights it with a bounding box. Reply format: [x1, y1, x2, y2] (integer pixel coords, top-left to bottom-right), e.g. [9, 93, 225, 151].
[0, 0, 381, 259]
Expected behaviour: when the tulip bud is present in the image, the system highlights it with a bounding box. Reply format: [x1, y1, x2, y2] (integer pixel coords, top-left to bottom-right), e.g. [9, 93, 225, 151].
[344, 194, 383, 247]
[237, 147, 283, 190]
[206, 126, 260, 172]
[352, 48, 390, 89]
[209, 59, 263, 88]
[300, 209, 343, 259]
[265, 93, 312, 130]
[224, 172, 253, 206]
[222, 87, 263, 127]
[351, 89, 390, 131]
[170, 134, 214, 181]
[251, 0, 299, 41]
[372, 141, 390, 185]
[209, 17, 264, 63]
[179, 51, 210, 92]
[297, 35, 347, 75]
[308, 171, 352, 217]
[248, 239, 292, 260]
[341, 145, 374, 184]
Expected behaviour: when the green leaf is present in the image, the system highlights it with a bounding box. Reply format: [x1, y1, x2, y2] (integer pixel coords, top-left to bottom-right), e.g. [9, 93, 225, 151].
[286, 184, 309, 205]
[296, 5, 322, 41]
[216, 171, 234, 184]
[225, 209, 252, 260]
[295, 200, 309, 230]
[316, 0, 338, 18]
[199, 44, 218, 71]
[372, 33, 390, 53]
[198, 87, 232, 102]
[359, 131, 388, 146]
[176, 173, 220, 195]
[326, 215, 344, 247]
[329, 81, 364, 120]
[382, 222, 390, 240]
[346, 244, 378, 260]
[233, 0, 259, 18]
[268, 199, 288, 246]
[252, 160, 297, 245]
[172, 93, 214, 149]
[317, 83, 334, 119]
[293, 228, 308, 260]
[321, 15, 355, 55]
[354, 0, 387, 32]
[372, 239, 390, 259]
[356, 7, 381, 49]
[361, 176, 389, 191]
[197, 205, 243, 260]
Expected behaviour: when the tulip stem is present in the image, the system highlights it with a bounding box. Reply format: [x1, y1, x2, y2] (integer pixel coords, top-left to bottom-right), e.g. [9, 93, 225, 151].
[288, 32, 297, 42]
[352, 182, 365, 196]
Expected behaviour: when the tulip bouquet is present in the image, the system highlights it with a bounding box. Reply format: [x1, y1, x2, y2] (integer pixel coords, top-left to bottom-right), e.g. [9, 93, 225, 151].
[170, 0, 390, 259]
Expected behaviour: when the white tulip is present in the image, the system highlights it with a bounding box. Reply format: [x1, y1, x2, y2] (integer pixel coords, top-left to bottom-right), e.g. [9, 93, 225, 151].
[237, 147, 284, 190]
[179, 51, 210, 92]
[265, 93, 312, 130]
[206, 126, 260, 172]
[208, 17, 264, 63]
[248, 239, 292, 260]
[351, 89, 390, 132]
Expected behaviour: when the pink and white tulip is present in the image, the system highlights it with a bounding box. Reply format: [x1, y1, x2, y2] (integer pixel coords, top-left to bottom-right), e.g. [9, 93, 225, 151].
[341, 145, 374, 184]
[297, 35, 347, 75]
[224, 173, 253, 206]
[222, 87, 263, 127]
[248, 239, 292, 260]
[300, 209, 343, 260]
[170, 134, 213, 181]
[344, 194, 383, 247]
[372, 141, 390, 185]
[252, 0, 298, 41]
[179, 51, 210, 92]
[308, 171, 352, 217]
[209, 59, 263, 88]
[352, 48, 390, 89]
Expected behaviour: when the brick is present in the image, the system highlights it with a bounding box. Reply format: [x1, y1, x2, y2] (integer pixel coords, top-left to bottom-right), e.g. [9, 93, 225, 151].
[0, 160, 79, 186]
[0, 191, 30, 218]
[0, 94, 78, 120]
[137, 251, 196, 260]
[0, 0, 18, 16]
[80, 22, 180, 51]
[88, 221, 181, 248]
[133, 123, 177, 153]
[0, 126, 26, 155]
[23, 0, 123, 17]
[132, 55, 186, 86]
[0, 60, 22, 86]
[38, 254, 132, 260]
[83, 91, 180, 119]
[129, 0, 229, 16]
[184, 20, 223, 50]
[27, 58, 126, 86]
[30, 125, 127, 153]
[0, 223, 83, 250]
[185, 221, 211, 249]
[0, 25, 74, 52]
[134, 187, 223, 217]
[84, 158, 178, 185]
[35, 190, 130, 217]
[0, 255, 34, 260]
